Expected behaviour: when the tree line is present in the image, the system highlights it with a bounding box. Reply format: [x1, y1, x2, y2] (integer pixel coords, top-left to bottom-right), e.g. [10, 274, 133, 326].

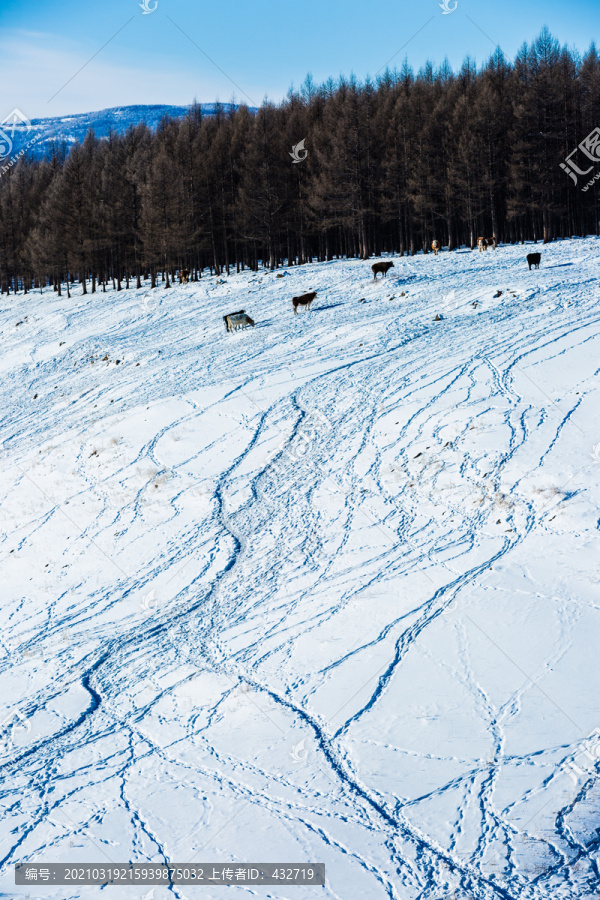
[1, 27, 599, 295]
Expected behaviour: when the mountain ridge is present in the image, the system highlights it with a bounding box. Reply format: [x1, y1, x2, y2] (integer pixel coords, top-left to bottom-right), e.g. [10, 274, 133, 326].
[1, 102, 254, 160]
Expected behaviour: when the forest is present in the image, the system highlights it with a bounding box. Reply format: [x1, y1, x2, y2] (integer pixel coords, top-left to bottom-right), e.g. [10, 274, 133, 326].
[0, 27, 599, 294]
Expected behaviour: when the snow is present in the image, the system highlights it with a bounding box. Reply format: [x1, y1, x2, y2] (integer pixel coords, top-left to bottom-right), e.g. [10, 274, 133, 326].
[6, 104, 250, 159]
[1, 238, 600, 900]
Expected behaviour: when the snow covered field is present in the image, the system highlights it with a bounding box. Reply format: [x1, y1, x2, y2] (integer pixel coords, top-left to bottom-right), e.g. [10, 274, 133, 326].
[1, 238, 600, 900]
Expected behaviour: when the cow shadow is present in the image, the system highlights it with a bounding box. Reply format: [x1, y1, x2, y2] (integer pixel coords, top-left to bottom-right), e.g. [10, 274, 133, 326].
[313, 302, 344, 313]
[253, 302, 344, 329]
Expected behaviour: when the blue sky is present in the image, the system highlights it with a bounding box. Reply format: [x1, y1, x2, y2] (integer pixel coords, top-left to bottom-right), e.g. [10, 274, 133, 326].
[1, 0, 598, 119]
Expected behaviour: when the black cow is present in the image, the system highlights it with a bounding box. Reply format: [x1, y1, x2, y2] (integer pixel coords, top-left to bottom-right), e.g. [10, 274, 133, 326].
[372, 261, 395, 280]
[527, 253, 541, 270]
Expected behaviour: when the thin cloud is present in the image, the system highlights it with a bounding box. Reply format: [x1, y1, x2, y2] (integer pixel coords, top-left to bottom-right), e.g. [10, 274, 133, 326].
[0, 30, 214, 118]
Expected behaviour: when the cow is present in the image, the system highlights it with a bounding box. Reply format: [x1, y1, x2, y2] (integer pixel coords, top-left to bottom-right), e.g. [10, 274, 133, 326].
[179, 269, 190, 284]
[527, 252, 541, 270]
[432, 240, 440, 256]
[224, 309, 244, 332]
[488, 236, 497, 250]
[292, 291, 317, 314]
[223, 310, 255, 332]
[477, 237, 488, 252]
[372, 260, 395, 280]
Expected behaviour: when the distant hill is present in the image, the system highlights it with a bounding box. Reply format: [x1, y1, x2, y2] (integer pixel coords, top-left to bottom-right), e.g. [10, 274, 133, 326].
[1, 103, 252, 161]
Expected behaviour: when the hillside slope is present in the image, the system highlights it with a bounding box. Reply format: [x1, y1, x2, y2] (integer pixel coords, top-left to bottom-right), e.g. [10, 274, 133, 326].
[1, 239, 600, 899]
[2, 103, 247, 159]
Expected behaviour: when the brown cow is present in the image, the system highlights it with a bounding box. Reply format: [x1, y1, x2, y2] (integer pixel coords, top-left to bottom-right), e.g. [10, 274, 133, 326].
[292, 291, 317, 314]
[477, 237, 488, 252]
[179, 269, 190, 284]
[431, 240, 440, 256]
[487, 236, 497, 250]
[372, 261, 395, 280]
